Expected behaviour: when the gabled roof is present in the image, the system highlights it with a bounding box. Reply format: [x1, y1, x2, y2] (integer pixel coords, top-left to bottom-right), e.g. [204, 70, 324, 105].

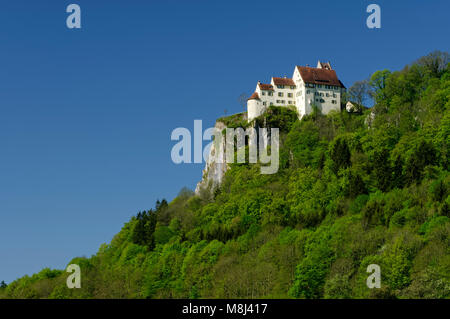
[247, 92, 260, 101]
[296, 66, 345, 88]
[272, 77, 296, 86]
[317, 61, 332, 70]
[258, 83, 274, 91]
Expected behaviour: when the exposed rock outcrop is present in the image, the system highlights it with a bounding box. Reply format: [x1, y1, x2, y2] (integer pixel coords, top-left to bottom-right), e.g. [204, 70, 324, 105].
[195, 121, 228, 196]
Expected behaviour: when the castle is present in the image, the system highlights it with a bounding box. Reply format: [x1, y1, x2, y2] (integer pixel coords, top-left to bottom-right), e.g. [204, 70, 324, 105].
[247, 61, 346, 121]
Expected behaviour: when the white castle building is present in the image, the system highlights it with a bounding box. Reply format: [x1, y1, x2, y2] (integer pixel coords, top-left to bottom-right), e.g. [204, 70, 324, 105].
[247, 61, 346, 121]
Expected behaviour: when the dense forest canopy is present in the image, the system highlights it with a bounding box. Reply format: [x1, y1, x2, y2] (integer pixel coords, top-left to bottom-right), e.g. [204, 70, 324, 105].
[1, 51, 449, 299]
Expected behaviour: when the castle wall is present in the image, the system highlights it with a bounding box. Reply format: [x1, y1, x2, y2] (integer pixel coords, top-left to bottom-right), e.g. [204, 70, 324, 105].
[247, 99, 266, 121]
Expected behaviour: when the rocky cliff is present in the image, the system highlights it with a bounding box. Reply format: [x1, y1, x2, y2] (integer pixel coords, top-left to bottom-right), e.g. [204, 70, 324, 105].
[195, 121, 228, 196]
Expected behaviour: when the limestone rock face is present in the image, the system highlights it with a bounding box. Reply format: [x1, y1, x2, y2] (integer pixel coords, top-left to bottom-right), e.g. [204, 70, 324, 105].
[346, 101, 356, 112]
[194, 118, 275, 196]
[346, 101, 362, 113]
[195, 121, 228, 196]
[365, 110, 376, 128]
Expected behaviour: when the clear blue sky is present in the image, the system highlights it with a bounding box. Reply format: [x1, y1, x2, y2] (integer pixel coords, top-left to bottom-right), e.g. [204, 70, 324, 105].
[0, 0, 448, 283]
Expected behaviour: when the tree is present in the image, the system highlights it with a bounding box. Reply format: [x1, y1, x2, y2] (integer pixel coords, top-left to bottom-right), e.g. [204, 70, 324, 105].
[330, 136, 351, 174]
[155, 199, 168, 213]
[0, 281, 7, 289]
[370, 69, 391, 104]
[238, 93, 248, 114]
[414, 50, 449, 77]
[348, 171, 367, 198]
[404, 140, 436, 185]
[348, 80, 371, 106]
[373, 149, 392, 191]
[132, 209, 157, 250]
[132, 211, 146, 245]
[391, 155, 404, 189]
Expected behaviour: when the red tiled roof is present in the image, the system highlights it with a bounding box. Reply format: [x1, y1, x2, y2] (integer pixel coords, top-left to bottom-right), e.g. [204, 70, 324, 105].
[272, 77, 296, 86]
[247, 92, 260, 100]
[258, 83, 274, 91]
[296, 66, 345, 88]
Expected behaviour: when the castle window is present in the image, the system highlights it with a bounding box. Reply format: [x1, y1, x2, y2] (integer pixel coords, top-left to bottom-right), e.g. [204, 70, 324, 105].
[278, 92, 283, 97]
[318, 84, 322, 88]
[290, 86, 295, 89]
[270, 102, 273, 106]
[306, 90, 311, 94]
[333, 93, 337, 98]
[277, 85, 285, 89]
[332, 100, 337, 104]
[263, 102, 267, 106]
[288, 93, 293, 97]
[320, 99, 325, 103]
[268, 92, 273, 96]
[326, 93, 329, 97]
[262, 91, 266, 96]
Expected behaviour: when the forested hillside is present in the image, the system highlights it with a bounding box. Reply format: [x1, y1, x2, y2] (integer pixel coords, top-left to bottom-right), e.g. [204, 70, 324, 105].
[1, 52, 449, 299]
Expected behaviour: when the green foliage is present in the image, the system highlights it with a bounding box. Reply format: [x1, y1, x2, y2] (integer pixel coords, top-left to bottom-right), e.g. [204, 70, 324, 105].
[4, 52, 449, 299]
[132, 210, 157, 250]
[217, 112, 248, 129]
[289, 227, 335, 298]
[329, 136, 351, 174]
